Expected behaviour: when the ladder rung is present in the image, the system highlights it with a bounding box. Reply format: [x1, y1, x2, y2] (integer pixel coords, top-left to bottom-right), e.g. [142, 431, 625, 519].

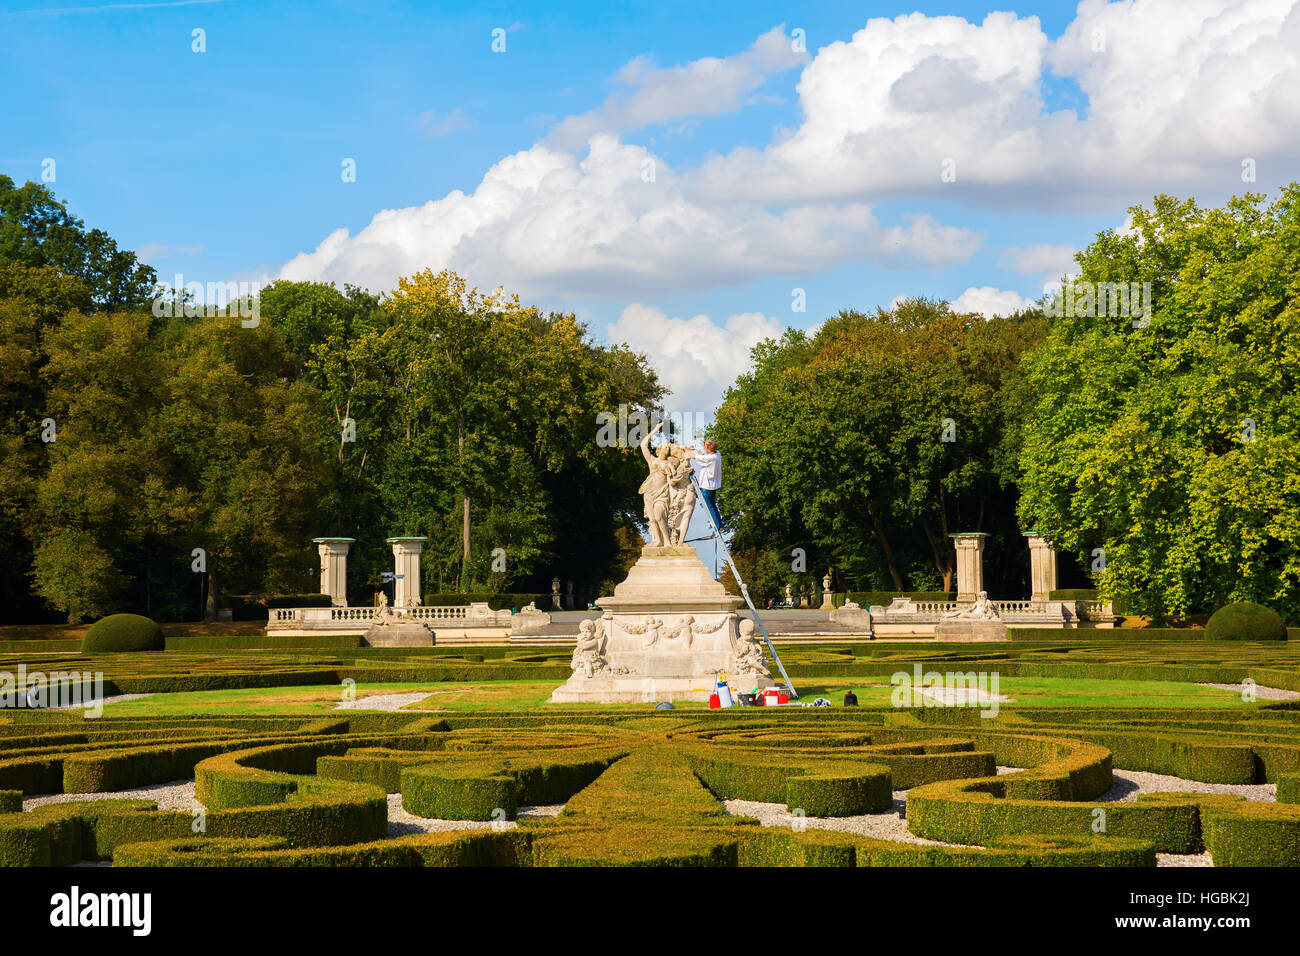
[690, 476, 797, 698]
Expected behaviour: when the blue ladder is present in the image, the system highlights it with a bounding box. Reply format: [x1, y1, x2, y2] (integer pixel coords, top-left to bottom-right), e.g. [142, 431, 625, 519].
[689, 474, 798, 699]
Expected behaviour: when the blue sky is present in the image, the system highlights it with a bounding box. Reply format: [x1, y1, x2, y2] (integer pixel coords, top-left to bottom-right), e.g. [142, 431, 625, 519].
[4, 0, 1296, 570]
[3, 0, 1297, 425]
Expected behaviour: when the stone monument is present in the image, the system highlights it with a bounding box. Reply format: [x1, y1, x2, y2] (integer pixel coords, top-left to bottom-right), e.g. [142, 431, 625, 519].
[361, 591, 435, 647]
[550, 423, 772, 703]
[511, 600, 552, 635]
[934, 589, 1007, 642]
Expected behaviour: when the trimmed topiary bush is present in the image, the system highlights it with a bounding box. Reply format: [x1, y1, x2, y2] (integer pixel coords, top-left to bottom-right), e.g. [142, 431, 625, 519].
[82, 614, 164, 653]
[1048, 589, 1099, 601]
[1205, 602, 1286, 641]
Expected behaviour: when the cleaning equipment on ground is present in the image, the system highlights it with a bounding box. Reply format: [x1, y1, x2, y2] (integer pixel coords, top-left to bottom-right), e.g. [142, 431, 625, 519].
[715, 670, 734, 708]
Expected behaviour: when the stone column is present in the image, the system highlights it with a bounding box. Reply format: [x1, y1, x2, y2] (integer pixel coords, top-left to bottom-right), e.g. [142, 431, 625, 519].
[387, 537, 427, 607]
[314, 537, 354, 607]
[950, 533, 988, 603]
[1025, 533, 1058, 603]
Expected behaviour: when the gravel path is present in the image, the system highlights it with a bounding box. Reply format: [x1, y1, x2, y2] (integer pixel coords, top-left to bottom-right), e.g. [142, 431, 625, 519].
[387, 794, 564, 836]
[722, 763, 1274, 867]
[723, 792, 967, 847]
[1097, 768, 1275, 803]
[23, 779, 202, 813]
[1197, 682, 1300, 701]
[333, 692, 432, 711]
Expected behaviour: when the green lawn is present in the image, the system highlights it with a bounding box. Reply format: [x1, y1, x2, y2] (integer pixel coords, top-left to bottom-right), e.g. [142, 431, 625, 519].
[98, 674, 1256, 717]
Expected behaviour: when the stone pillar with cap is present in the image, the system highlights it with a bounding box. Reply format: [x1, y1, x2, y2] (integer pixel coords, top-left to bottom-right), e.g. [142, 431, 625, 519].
[314, 537, 355, 607]
[387, 537, 427, 607]
[1025, 533, 1058, 603]
[950, 533, 988, 603]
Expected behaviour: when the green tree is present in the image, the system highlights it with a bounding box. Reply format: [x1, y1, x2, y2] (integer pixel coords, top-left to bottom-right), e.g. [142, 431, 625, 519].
[714, 298, 1044, 597]
[1017, 186, 1300, 620]
[0, 176, 156, 309]
[302, 270, 664, 602]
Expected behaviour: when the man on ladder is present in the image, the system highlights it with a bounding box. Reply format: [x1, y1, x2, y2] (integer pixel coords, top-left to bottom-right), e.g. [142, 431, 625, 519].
[685, 440, 723, 533]
[684, 439, 798, 699]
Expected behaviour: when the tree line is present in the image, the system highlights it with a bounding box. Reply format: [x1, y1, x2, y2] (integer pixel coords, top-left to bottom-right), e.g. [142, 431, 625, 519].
[714, 186, 1300, 622]
[0, 176, 661, 623]
[3, 176, 1296, 624]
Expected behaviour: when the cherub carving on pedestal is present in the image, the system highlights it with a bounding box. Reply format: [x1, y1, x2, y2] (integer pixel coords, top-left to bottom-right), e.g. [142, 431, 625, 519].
[571, 618, 608, 679]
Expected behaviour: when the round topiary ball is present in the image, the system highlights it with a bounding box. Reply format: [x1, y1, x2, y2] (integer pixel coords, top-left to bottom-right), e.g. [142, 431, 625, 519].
[82, 613, 165, 653]
[1205, 602, 1286, 641]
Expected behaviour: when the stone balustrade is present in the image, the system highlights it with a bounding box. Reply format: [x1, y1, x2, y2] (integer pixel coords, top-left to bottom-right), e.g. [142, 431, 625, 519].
[867, 595, 1115, 635]
[267, 602, 514, 636]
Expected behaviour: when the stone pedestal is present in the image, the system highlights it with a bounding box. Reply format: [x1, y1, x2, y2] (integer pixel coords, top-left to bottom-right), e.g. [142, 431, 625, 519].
[510, 602, 552, 635]
[934, 619, 1007, 642]
[1025, 533, 1058, 603]
[950, 533, 988, 603]
[387, 537, 426, 607]
[549, 545, 772, 703]
[314, 537, 354, 607]
[362, 618, 435, 647]
[829, 600, 873, 635]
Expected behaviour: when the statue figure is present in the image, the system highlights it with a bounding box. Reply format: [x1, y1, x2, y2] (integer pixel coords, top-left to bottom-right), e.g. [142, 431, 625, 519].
[733, 619, 772, 679]
[942, 590, 1000, 621]
[665, 451, 696, 545]
[373, 590, 396, 625]
[638, 422, 700, 547]
[571, 618, 607, 678]
[639, 423, 675, 547]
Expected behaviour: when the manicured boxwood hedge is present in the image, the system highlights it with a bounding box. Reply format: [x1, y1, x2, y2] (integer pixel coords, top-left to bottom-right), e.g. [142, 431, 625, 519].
[1008, 627, 1206, 641]
[1200, 802, 1300, 866]
[1277, 773, 1300, 804]
[1205, 601, 1287, 641]
[5, 704, 1300, 866]
[401, 749, 624, 821]
[81, 614, 164, 653]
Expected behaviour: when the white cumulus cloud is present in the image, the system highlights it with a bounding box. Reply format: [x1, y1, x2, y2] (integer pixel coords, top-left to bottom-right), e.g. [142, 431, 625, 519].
[689, 1, 1300, 206]
[605, 304, 782, 413]
[546, 26, 808, 149]
[950, 286, 1036, 317]
[279, 135, 980, 297]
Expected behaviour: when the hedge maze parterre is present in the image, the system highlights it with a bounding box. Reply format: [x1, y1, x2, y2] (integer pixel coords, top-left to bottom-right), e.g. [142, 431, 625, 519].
[2, 642, 1299, 866]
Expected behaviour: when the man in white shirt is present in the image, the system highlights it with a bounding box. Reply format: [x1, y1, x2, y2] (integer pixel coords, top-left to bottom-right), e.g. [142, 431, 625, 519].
[687, 440, 724, 533]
